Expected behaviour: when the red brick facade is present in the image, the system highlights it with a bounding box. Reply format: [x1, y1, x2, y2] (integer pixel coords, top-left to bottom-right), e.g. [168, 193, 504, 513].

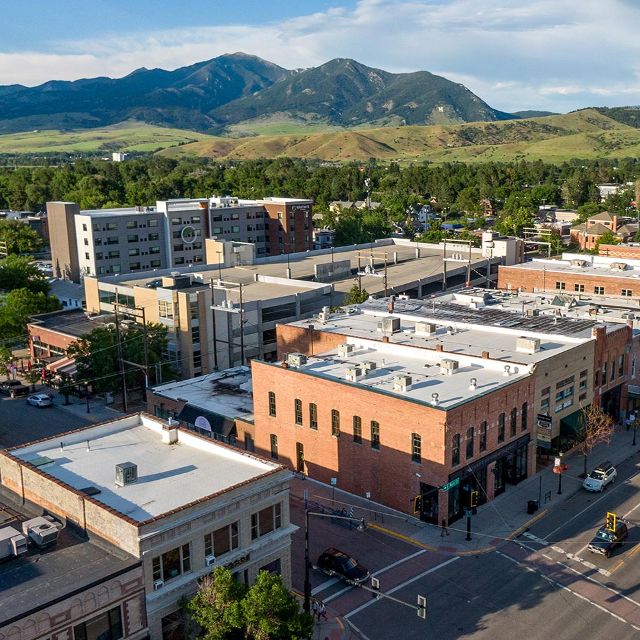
[598, 244, 640, 259]
[251, 359, 535, 524]
[263, 201, 313, 255]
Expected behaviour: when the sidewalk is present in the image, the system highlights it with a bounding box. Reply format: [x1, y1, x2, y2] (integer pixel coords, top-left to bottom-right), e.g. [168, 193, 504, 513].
[292, 424, 640, 557]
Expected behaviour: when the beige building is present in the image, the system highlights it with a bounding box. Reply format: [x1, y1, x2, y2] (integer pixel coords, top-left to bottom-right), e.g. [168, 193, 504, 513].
[0, 413, 294, 640]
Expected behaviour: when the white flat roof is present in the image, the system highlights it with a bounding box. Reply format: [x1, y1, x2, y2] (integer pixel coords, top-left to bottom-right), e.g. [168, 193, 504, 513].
[287, 337, 532, 410]
[12, 414, 281, 523]
[152, 367, 254, 421]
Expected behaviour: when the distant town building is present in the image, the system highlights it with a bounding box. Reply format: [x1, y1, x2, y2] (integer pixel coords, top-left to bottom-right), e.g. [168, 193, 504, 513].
[570, 211, 638, 251]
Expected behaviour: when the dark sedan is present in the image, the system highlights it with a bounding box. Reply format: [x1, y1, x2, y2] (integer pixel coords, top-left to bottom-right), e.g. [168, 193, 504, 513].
[588, 521, 628, 558]
[316, 548, 370, 584]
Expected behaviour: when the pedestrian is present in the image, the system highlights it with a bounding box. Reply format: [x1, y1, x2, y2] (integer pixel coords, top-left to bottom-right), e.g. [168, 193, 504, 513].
[311, 599, 319, 619]
[440, 518, 449, 537]
[318, 601, 327, 621]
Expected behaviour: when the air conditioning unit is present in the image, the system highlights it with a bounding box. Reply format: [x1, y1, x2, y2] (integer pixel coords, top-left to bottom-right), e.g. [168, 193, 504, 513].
[516, 337, 541, 354]
[22, 516, 62, 548]
[346, 367, 363, 382]
[205, 554, 216, 567]
[359, 361, 377, 376]
[337, 343, 355, 357]
[415, 322, 437, 336]
[610, 262, 628, 271]
[287, 353, 307, 368]
[392, 374, 412, 392]
[377, 317, 401, 334]
[115, 462, 138, 487]
[153, 579, 164, 591]
[440, 359, 459, 375]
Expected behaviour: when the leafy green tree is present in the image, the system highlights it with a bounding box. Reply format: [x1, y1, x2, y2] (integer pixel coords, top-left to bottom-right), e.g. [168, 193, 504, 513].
[495, 206, 535, 236]
[186, 568, 247, 640]
[68, 322, 173, 394]
[0, 288, 60, 341]
[0, 346, 13, 380]
[242, 571, 313, 640]
[344, 284, 369, 305]
[0, 255, 49, 294]
[575, 202, 606, 224]
[594, 230, 620, 254]
[0, 220, 44, 255]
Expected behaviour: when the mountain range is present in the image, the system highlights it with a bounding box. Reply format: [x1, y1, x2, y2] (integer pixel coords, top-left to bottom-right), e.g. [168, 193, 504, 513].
[0, 52, 517, 134]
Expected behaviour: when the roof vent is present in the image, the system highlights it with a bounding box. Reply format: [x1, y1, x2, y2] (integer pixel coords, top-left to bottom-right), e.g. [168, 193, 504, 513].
[431, 393, 439, 406]
[469, 377, 477, 391]
[610, 262, 628, 271]
[377, 317, 401, 334]
[440, 359, 459, 375]
[516, 337, 541, 354]
[503, 365, 512, 377]
[392, 374, 412, 393]
[287, 353, 308, 368]
[337, 343, 355, 357]
[415, 322, 437, 336]
[115, 462, 138, 487]
[570, 259, 587, 267]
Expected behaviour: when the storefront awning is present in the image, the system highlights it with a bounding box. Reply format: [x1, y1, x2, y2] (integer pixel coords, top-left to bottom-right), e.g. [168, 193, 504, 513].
[46, 356, 77, 377]
[177, 405, 236, 438]
[628, 384, 640, 399]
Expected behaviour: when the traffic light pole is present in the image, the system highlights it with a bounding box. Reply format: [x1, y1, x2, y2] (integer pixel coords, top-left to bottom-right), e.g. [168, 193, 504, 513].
[466, 512, 472, 541]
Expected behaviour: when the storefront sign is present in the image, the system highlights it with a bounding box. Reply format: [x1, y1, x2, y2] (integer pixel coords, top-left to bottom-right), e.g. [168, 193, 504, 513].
[225, 553, 250, 570]
[536, 413, 552, 449]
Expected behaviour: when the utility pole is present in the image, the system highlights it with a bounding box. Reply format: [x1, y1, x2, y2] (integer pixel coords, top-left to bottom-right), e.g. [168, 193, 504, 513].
[114, 308, 128, 412]
[467, 240, 472, 288]
[209, 279, 219, 370]
[140, 306, 149, 391]
[239, 282, 245, 366]
[441, 238, 447, 292]
[384, 258, 388, 297]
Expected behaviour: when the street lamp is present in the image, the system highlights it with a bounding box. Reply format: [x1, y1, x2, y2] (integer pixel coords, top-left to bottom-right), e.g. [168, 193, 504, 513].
[553, 453, 567, 495]
[85, 382, 90, 414]
[304, 509, 366, 613]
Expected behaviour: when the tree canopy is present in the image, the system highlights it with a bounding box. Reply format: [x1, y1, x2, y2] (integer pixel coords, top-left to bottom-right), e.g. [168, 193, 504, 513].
[0, 219, 44, 255]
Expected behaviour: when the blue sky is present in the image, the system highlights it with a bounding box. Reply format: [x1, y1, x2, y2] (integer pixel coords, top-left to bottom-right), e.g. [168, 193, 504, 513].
[3, 0, 640, 113]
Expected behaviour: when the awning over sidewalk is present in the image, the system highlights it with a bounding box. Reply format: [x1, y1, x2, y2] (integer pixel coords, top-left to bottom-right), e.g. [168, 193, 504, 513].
[46, 356, 77, 377]
[628, 384, 640, 399]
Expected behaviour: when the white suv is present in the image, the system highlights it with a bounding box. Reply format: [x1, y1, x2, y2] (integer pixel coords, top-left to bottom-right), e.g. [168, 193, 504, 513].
[583, 461, 617, 492]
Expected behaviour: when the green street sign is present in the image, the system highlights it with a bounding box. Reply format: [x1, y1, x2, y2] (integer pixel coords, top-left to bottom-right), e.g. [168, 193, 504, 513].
[441, 478, 460, 491]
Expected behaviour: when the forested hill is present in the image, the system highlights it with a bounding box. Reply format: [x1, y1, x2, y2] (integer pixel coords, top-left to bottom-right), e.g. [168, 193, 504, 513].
[0, 54, 513, 134]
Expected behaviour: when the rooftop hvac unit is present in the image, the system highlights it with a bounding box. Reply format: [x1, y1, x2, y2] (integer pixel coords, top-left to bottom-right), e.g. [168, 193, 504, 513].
[610, 262, 628, 271]
[570, 259, 587, 267]
[359, 361, 377, 376]
[287, 353, 308, 368]
[0, 526, 28, 560]
[516, 337, 541, 354]
[115, 462, 138, 487]
[337, 343, 355, 357]
[415, 322, 437, 336]
[153, 580, 164, 591]
[21, 516, 62, 548]
[392, 374, 412, 392]
[377, 317, 401, 334]
[440, 359, 459, 375]
[346, 367, 363, 382]
[205, 554, 216, 567]
[526, 308, 540, 317]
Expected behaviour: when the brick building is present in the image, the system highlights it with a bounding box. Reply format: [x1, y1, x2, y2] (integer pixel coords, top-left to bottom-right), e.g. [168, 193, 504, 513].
[570, 211, 637, 251]
[0, 414, 294, 640]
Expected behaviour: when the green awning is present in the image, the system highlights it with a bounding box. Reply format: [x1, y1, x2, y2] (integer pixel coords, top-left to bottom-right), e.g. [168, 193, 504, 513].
[560, 409, 584, 437]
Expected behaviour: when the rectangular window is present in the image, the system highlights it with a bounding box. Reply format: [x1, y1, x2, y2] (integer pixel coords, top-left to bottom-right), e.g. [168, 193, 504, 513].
[84, 237, 89, 246]
[191, 325, 200, 344]
[268, 391, 276, 417]
[331, 409, 340, 437]
[106, 223, 117, 231]
[127, 234, 138, 243]
[521, 402, 528, 431]
[602, 361, 608, 381]
[574, 283, 585, 293]
[411, 433, 421, 463]
[151, 544, 191, 583]
[126, 220, 138, 229]
[204, 522, 239, 558]
[148, 219, 158, 227]
[371, 420, 380, 450]
[73, 605, 123, 640]
[479, 421, 487, 452]
[556, 375, 575, 389]
[542, 386, 550, 396]
[610, 360, 615, 382]
[106, 236, 119, 245]
[270, 434, 278, 459]
[498, 413, 505, 442]
[85, 252, 90, 260]
[128, 248, 140, 257]
[158, 300, 174, 319]
[129, 262, 141, 271]
[452, 434, 460, 466]
[619, 354, 625, 377]
[555, 281, 565, 290]
[353, 416, 362, 443]
[510, 407, 517, 437]
[622, 289, 632, 297]
[594, 286, 605, 295]
[466, 427, 474, 459]
[541, 397, 550, 411]
[108, 250, 120, 259]
[149, 232, 160, 241]
[251, 503, 282, 539]
[190, 300, 199, 320]
[150, 259, 161, 268]
[309, 403, 318, 430]
[294, 399, 303, 425]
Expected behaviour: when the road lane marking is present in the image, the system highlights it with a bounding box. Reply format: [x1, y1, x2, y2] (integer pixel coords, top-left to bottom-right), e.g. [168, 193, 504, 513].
[345, 620, 373, 640]
[312, 577, 340, 595]
[547, 545, 611, 576]
[373, 549, 427, 577]
[522, 531, 549, 546]
[543, 470, 640, 540]
[344, 556, 460, 619]
[497, 550, 640, 631]
[622, 500, 640, 519]
[324, 585, 353, 603]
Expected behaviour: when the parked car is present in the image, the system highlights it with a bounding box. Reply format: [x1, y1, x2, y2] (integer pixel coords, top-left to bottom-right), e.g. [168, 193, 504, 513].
[582, 461, 617, 492]
[316, 548, 370, 584]
[588, 521, 628, 558]
[9, 385, 30, 398]
[27, 393, 53, 408]
[0, 380, 23, 395]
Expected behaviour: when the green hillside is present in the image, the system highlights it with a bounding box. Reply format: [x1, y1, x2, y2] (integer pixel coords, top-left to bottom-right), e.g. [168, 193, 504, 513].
[161, 109, 640, 164]
[0, 122, 212, 154]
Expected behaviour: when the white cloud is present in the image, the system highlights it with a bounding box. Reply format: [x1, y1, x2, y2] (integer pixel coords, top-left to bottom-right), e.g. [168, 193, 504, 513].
[1, 0, 639, 112]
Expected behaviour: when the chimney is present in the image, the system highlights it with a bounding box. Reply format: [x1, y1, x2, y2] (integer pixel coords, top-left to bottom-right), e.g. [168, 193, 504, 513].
[162, 423, 179, 445]
[387, 296, 395, 314]
[482, 351, 490, 359]
[436, 344, 443, 352]
[382, 336, 389, 343]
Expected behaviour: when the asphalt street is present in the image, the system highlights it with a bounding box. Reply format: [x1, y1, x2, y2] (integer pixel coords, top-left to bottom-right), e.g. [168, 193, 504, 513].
[291, 454, 640, 639]
[0, 393, 92, 448]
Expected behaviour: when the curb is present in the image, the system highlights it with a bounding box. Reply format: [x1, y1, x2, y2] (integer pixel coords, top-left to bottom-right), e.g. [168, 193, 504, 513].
[506, 508, 549, 541]
[368, 522, 437, 551]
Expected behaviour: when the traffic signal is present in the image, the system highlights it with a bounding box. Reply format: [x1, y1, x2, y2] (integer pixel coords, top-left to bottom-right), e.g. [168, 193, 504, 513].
[470, 490, 479, 508]
[371, 576, 380, 600]
[417, 595, 427, 619]
[605, 512, 617, 532]
[413, 495, 422, 514]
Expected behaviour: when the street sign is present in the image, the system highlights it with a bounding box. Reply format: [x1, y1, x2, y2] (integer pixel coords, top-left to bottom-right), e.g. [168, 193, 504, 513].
[441, 478, 460, 491]
[330, 477, 337, 486]
[537, 413, 552, 424]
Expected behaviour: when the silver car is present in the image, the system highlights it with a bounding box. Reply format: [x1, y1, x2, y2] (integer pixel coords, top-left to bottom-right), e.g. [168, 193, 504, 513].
[27, 393, 53, 408]
[582, 461, 617, 492]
